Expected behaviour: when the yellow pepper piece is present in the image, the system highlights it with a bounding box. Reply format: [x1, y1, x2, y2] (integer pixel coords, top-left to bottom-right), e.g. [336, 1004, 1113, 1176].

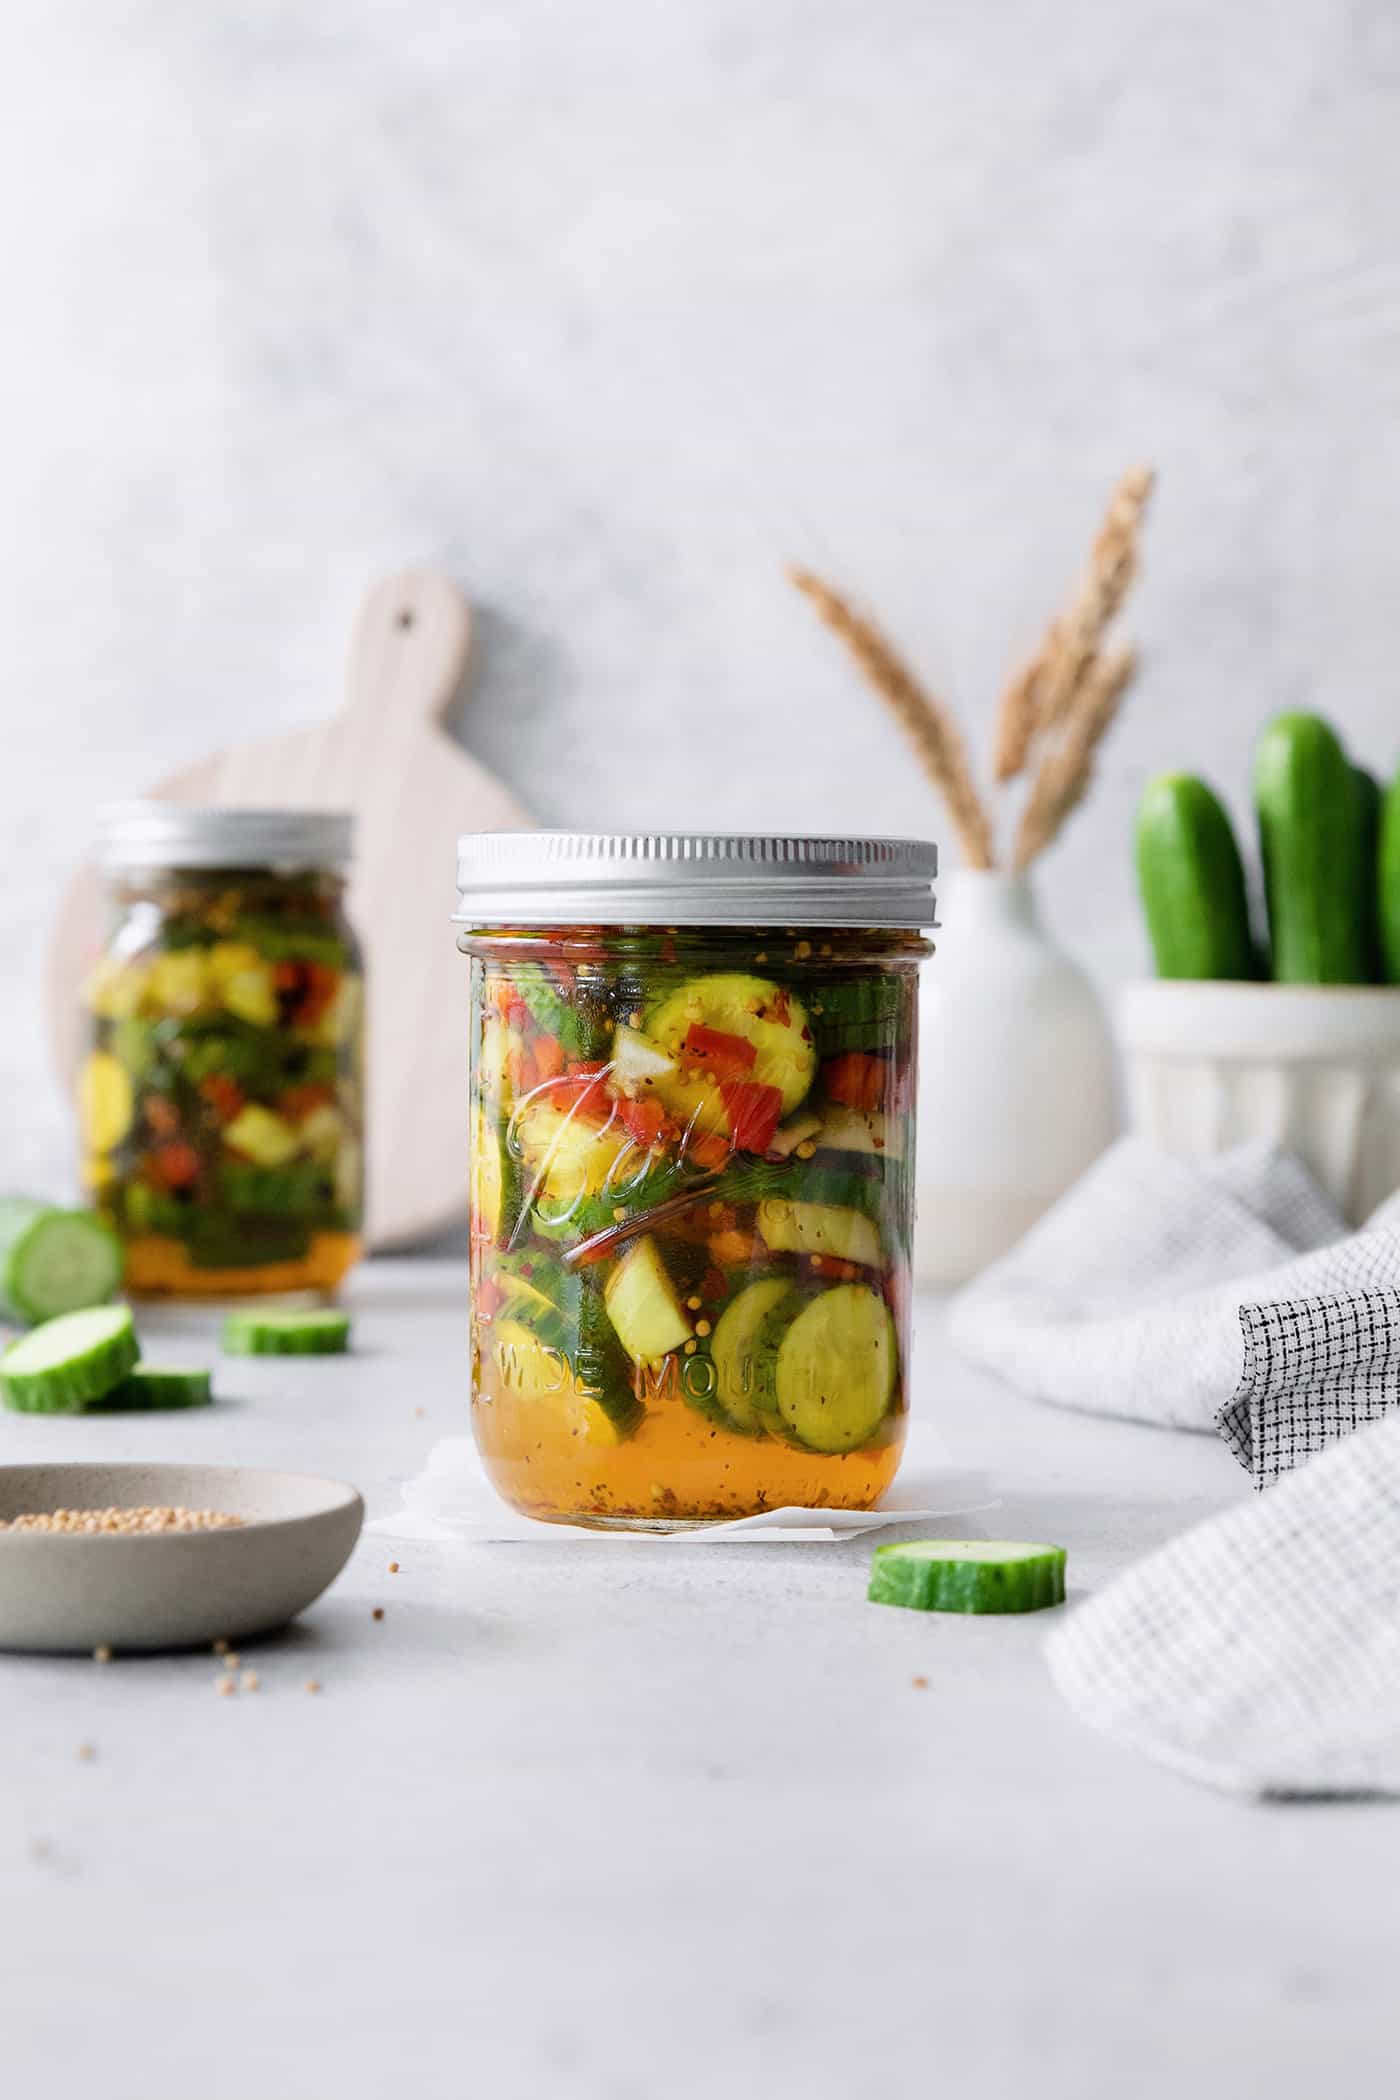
[204, 943, 278, 1026]
[221, 966, 278, 1027]
[223, 1103, 300, 1168]
[82, 955, 146, 1019]
[82, 1152, 117, 1191]
[306, 974, 362, 1048]
[78, 1052, 134, 1151]
[145, 950, 208, 1016]
[205, 941, 260, 984]
[298, 1104, 344, 1162]
[334, 1135, 363, 1215]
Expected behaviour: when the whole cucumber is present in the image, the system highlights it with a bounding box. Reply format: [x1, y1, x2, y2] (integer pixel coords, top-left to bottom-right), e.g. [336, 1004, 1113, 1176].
[1254, 714, 1371, 984]
[1352, 764, 1383, 982]
[1377, 765, 1400, 983]
[1135, 773, 1257, 980]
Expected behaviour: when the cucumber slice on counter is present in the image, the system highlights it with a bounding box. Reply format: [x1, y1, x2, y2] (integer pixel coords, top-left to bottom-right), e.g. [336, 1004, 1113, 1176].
[710, 1277, 791, 1431]
[766, 1284, 896, 1453]
[221, 1309, 351, 1356]
[1, 1305, 140, 1414]
[94, 1365, 214, 1411]
[868, 1540, 1067, 1614]
[0, 1200, 124, 1325]
[644, 974, 816, 1115]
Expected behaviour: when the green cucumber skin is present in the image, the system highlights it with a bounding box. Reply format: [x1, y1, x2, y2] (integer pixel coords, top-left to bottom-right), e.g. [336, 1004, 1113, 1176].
[1135, 774, 1258, 981]
[221, 1311, 351, 1356]
[0, 1201, 123, 1326]
[1352, 766, 1383, 982]
[1, 1308, 140, 1413]
[95, 1366, 214, 1411]
[868, 1543, 1066, 1614]
[1377, 765, 1400, 984]
[1255, 714, 1371, 984]
[574, 1277, 645, 1437]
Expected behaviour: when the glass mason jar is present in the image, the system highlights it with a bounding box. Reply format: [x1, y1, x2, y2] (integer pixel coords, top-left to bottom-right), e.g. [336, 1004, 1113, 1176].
[455, 832, 937, 1529]
[81, 805, 365, 1297]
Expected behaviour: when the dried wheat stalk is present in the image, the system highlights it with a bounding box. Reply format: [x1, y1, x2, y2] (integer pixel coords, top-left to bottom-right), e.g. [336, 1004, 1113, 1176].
[1011, 645, 1137, 870]
[991, 465, 1154, 783]
[789, 566, 996, 869]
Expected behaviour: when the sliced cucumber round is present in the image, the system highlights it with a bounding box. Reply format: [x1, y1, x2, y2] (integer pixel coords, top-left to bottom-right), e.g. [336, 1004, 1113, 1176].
[770, 1284, 896, 1453]
[1, 1304, 140, 1414]
[491, 1252, 576, 1349]
[709, 1277, 793, 1431]
[868, 1540, 1066, 1614]
[94, 1365, 214, 1411]
[756, 1198, 883, 1270]
[489, 1315, 638, 1444]
[472, 1102, 517, 1241]
[0, 1201, 124, 1325]
[811, 973, 903, 1053]
[644, 974, 816, 1116]
[222, 1309, 351, 1356]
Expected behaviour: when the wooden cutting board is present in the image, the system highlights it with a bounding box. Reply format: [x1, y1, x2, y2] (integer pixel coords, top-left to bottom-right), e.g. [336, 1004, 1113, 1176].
[47, 569, 530, 1249]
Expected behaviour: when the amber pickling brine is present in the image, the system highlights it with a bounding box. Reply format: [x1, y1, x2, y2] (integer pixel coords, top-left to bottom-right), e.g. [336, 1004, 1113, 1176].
[456, 833, 936, 1528]
[82, 805, 364, 1297]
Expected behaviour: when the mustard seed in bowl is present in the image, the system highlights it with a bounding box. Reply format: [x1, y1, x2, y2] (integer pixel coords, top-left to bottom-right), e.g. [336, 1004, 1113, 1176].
[0, 1506, 245, 1535]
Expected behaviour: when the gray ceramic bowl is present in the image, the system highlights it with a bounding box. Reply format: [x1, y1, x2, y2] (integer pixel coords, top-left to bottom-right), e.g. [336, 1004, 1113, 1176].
[0, 1463, 364, 1653]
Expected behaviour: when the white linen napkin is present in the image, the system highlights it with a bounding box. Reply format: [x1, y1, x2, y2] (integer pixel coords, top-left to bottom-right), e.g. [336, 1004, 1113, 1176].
[947, 1137, 1400, 1481]
[1046, 1404, 1400, 1797]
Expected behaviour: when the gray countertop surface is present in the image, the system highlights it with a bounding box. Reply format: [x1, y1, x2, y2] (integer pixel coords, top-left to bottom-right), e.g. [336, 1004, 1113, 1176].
[2, 1260, 1396, 2098]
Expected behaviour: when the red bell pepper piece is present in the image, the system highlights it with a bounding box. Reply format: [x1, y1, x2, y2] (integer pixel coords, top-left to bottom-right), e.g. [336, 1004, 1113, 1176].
[720, 1079, 784, 1153]
[682, 1023, 757, 1082]
[533, 1033, 565, 1081]
[198, 1073, 246, 1122]
[617, 1096, 668, 1150]
[688, 1131, 732, 1172]
[150, 1142, 200, 1191]
[822, 1051, 889, 1112]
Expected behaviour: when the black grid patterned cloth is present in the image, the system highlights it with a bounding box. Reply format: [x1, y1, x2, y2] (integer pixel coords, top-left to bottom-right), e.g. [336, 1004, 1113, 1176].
[948, 1136, 1400, 1466]
[1220, 1284, 1400, 1488]
[1046, 1405, 1400, 1796]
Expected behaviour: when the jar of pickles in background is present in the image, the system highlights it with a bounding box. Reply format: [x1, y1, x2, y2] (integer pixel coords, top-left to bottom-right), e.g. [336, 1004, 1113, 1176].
[81, 806, 364, 1296]
[455, 831, 937, 1529]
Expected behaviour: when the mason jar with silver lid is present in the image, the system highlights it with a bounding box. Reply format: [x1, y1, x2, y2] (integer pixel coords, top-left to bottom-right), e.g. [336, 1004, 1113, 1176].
[80, 804, 365, 1297]
[454, 830, 937, 1529]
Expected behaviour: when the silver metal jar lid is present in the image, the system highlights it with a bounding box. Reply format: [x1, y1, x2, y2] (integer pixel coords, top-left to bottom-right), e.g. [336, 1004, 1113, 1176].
[454, 831, 938, 929]
[96, 803, 354, 873]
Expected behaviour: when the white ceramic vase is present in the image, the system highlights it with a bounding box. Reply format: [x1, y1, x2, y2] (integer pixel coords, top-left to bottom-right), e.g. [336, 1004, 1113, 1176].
[914, 869, 1119, 1286]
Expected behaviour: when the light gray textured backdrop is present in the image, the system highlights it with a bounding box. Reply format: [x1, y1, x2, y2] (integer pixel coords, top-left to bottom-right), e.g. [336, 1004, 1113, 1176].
[3, 1, 1398, 1197]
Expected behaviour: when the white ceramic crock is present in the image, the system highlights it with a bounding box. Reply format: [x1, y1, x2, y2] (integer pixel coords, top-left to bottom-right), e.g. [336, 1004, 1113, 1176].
[915, 870, 1119, 1285]
[1117, 980, 1400, 1226]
